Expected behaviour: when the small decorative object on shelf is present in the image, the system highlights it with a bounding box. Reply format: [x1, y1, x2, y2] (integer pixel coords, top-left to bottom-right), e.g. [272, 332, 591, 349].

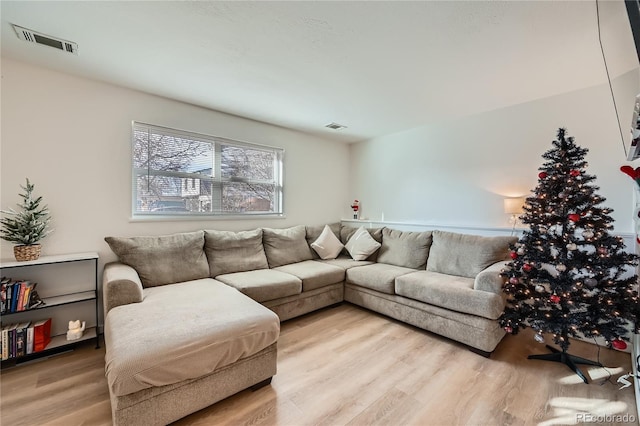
[66, 320, 86, 341]
[350, 199, 360, 219]
[0, 179, 53, 261]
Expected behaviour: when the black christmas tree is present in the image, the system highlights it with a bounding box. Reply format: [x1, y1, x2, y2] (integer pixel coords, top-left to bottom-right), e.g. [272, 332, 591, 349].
[499, 128, 640, 384]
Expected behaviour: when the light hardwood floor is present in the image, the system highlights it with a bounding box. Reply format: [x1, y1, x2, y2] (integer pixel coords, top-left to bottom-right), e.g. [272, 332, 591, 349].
[1, 304, 637, 426]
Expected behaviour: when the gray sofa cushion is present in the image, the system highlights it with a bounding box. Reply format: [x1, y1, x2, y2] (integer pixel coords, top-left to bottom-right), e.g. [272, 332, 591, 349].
[263, 225, 314, 268]
[346, 263, 416, 294]
[340, 227, 383, 261]
[104, 278, 280, 397]
[204, 229, 269, 277]
[274, 260, 345, 292]
[315, 256, 374, 270]
[306, 223, 342, 259]
[395, 271, 505, 320]
[377, 228, 432, 269]
[215, 269, 302, 303]
[426, 231, 517, 278]
[104, 231, 209, 288]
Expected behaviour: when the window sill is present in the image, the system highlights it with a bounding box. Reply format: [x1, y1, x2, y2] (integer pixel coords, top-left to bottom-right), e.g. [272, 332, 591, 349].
[129, 213, 286, 223]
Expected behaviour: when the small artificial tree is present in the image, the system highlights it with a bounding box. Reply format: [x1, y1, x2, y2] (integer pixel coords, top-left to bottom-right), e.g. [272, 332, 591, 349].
[1, 179, 52, 250]
[499, 128, 640, 383]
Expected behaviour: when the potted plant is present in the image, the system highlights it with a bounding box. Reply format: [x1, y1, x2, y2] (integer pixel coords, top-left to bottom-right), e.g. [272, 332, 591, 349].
[1, 179, 52, 261]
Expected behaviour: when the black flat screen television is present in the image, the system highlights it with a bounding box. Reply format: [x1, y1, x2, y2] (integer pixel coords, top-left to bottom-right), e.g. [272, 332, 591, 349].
[625, 1, 640, 160]
[627, 0, 640, 62]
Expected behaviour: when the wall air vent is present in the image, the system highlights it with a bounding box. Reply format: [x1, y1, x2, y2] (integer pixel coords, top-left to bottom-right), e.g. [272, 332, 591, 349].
[325, 122, 347, 130]
[12, 24, 78, 55]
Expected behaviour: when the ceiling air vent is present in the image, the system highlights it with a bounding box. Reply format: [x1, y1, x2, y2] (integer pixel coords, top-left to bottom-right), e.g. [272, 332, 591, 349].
[325, 122, 347, 130]
[12, 24, 78, 55]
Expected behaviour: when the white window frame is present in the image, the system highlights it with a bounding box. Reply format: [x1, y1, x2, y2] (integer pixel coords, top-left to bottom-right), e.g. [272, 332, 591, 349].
[131, 121, 284, 219]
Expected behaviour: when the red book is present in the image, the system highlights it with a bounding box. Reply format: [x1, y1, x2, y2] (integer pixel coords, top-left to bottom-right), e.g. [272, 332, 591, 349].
[33, 318, 51, 352]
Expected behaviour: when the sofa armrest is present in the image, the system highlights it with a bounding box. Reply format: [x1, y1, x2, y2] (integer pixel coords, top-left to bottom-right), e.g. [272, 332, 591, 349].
[473, 261, 509, 295]
[103, 262, 144, 315]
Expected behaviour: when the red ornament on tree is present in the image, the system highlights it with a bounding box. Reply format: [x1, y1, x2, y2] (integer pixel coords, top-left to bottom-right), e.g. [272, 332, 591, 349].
[510, 251, 518, 259]
[568, 214, 580, 222]
[538, 172, 548, 179]
[522, 263, 533, 272]
[504, 326, 513, 333]
[611, 339, 627, 350]
[550, 294, 561, 303]
[569, 169, 581, 177]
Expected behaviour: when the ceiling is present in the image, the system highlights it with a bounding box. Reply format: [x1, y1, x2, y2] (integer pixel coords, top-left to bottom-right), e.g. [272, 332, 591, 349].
[1, 1, 637, 143]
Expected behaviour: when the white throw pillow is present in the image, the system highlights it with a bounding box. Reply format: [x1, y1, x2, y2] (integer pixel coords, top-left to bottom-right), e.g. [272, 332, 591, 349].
[345, 226, 381, 261]
[311, 225, 344, 260]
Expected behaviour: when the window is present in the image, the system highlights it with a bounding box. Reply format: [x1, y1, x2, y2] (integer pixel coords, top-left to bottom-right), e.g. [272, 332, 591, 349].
[132, 122, 284, 217]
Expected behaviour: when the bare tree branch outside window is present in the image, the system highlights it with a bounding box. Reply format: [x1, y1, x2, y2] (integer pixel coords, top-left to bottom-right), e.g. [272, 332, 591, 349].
[132, 123, 283, 216]
[221, 145, 275, 212]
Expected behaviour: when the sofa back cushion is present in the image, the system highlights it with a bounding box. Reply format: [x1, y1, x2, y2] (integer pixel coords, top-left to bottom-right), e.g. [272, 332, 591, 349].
[105, 231, 210, 288]
[306, 223, 342, 259]
[377, 228, 432, 269]
[426, 230, 517, 278]
[204, 229, 269, 277]
[263, 225, 314, 267]
[340, 226, 383, 261]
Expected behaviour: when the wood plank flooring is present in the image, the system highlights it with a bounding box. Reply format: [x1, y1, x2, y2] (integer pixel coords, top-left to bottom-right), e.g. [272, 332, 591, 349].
[1, 304, 637, 425]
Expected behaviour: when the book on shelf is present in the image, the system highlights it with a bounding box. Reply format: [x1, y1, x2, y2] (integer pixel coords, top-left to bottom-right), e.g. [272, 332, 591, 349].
[21, 282, 35, 311]
[0, 277, 10, 314]
[1, 324, 8, 360]
[26, 324, 34, 355]
[15, 322, 30, 357]
[11, 282, 20, 313]
[17, 283, 26, 312]
[29, 289, 45, 309]
[15, 281, 35, 312]
[7, 323, 18, 359]
[33, 318, 52, 353]
[4, 281, 11, 315]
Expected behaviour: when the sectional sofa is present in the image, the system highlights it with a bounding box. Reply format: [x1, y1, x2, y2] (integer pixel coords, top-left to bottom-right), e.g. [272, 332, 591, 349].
[102, 223, 516, 425]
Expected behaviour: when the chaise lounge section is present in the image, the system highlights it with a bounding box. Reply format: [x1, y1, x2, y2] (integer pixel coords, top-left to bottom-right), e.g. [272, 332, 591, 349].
[102, 223, 515, 424]
[102, 232, 280, 426]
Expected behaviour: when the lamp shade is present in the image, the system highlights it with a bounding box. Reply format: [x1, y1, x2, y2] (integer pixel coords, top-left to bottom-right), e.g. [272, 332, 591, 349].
[504, 197, 525, 214]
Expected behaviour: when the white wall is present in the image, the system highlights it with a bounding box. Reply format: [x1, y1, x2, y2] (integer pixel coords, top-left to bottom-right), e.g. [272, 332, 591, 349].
[349, 69, 640, 234]
[0, 58, 350, 264]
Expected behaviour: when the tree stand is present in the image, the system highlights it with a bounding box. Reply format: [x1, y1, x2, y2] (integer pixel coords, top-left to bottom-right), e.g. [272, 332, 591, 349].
[528, 344, 602, 384]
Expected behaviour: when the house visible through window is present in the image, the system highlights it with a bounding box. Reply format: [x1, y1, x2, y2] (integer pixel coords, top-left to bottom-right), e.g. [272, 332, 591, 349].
[132, 122, 284, 217]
